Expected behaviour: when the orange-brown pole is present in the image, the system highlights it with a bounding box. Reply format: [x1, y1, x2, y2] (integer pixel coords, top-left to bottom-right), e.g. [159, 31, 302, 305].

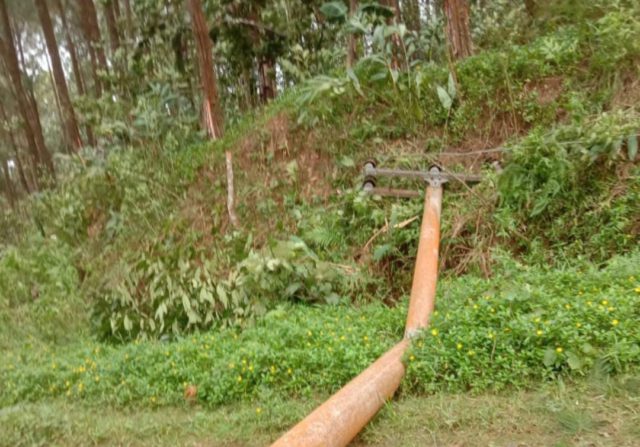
[271, 340, 409, 447]
[404, 184, 443, 337]
[271, 183, 443, 447]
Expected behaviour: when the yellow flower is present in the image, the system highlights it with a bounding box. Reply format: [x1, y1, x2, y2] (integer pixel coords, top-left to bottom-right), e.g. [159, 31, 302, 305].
[307, 331, 312, 337]
[256, 407, 262, 414]
[556, 347, 563, 353]
[51, 362, 57, 369]
[634, 286, 640, 293]
[487, 332, 495, 339]
[575, 322, 582, 328]
[94, 376, 100, 383]
[340, 335, 346, 341]
[536, 329, 543, 336]
[431, 328, 439, 336]
[564, 304, 571, 309]
[473, 304, 479, 309]
[77, 383, 84, 391]
[607, 307, 615, 312]
[270, 366, 276, 374]
[151, 396, 156, 403]
[534, 317, 541, 323]
[409, 355, 415, 362]
[612, 319, 619, 326]
[287, 368, 293, 375]
[456, 343, 463, 350]
[228, 363, 235, 369]
[586, 301, 593, 306]
[601, 300, 608, 305]
[363, 336, 369, 342]
[236, 375, 243, 383]
[467, 350, 476, 356]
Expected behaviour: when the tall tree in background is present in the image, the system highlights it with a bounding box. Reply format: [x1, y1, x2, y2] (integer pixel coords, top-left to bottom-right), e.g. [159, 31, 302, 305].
[0, 101, 31, 193]
[188, 0, 223, 139]
[443, 0, 473, 60]
[36, 0, 83, 152]
[0, 0, 54, 179]
[346, 0, 358, 68]
[77, 0, 108, 96]
[103, 0, 121, 57]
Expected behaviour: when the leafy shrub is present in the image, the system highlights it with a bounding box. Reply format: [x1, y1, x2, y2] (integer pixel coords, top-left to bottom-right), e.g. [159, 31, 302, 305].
[0, 236, 84, 349]
[95, 238, 356, 341]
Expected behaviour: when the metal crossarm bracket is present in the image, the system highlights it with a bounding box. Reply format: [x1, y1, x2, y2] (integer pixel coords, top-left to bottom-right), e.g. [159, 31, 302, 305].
[362, 160, 482, 197]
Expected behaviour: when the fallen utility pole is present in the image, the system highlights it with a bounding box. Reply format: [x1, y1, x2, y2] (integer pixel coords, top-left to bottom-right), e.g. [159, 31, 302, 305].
[272, 163, 479, 447]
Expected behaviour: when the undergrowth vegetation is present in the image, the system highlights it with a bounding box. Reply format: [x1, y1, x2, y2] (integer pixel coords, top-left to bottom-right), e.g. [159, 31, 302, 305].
[2, 253, 638, 407]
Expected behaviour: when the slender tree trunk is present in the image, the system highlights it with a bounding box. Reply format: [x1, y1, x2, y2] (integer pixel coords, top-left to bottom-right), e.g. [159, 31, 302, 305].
[0, 0, 54, 180]
[123, 0, 133, 40]
[1, 158, 16, 208]
[188, 0, 224, 139]
[258, 57, 277, 102]
[0, 102, 31, 194]
[443, 0, 473, 60]
[103, 0, 121, 56]
[36, 0, 84, 152]
[43, 46, 69, 149]
[53, 0, 85, 96]
[346, 0, 358, 68]
[404, 0, 421, 34]
[77, 0, 108, 94]
[225, 151, 239, 228]
[524, 0, 537, 18]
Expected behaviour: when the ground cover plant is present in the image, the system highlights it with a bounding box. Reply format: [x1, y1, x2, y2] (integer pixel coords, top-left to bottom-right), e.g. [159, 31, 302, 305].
[2, 252, 638, 409]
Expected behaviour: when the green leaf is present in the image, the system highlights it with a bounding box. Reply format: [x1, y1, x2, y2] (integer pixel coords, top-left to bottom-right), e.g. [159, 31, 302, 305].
[543, 348, 557, 367]
[628, 134, 638, 161]
[319, 2, 348, 22]
[436, 86, 452, 111]
[447, 72, 457, 100]
[339, 156, 355, 168]
[566, 351, 583, 370]
[346, 69, 364, 97]
[373, 244, 393, 261]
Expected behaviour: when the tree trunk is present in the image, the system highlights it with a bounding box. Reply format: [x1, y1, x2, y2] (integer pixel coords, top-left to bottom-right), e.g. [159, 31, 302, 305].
[258, 57, 277, 102]
[188, 0, 224, 139]
[1, 158, 16, 208]
[0, 0, 54, 180]
[404, 0, 421, 34]
[77, 0, 108, 94]
[346, 0, 358, 68]
[443, 0, 473, 60]
[0, 102, 31, 194]
[103, 0, 121, 56]
[225, 151, 239, 228]
[43, 44, 69, 150]
[36, 0, 84, 152]
[53, 0, 86, 96]
[524, 0, 537, 18]
[123, 0, 133, 40]
[379, 0, 403, 69]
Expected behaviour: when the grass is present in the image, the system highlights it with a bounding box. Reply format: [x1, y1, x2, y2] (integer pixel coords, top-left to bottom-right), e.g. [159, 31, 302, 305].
[1, 378, 638, 446]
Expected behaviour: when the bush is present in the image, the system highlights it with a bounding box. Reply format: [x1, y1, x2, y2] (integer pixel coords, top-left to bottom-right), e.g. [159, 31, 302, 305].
[0, 236, 84, 349]
[94, 238, 358, 341]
